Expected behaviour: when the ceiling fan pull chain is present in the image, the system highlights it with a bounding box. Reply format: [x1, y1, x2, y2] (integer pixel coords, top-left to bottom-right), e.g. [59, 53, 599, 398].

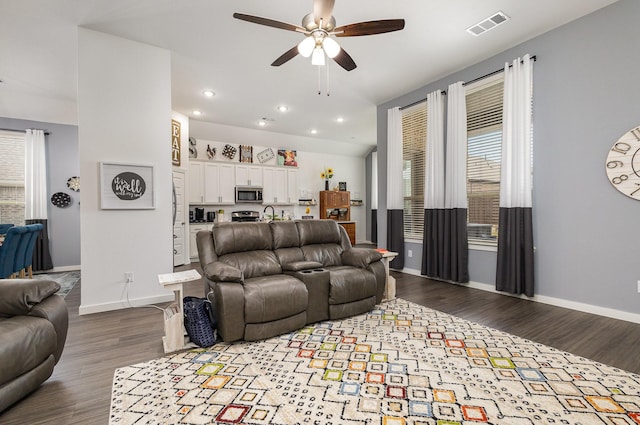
[318, 65, 322, 95]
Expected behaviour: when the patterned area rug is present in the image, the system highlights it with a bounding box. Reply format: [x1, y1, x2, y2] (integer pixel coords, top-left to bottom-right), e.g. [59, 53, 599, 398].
[110, 299, 640, 424]
[33, 271, 80, 298]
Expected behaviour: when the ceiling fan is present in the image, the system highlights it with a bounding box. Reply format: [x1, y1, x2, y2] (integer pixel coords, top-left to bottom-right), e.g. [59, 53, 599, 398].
[233, 0, 405, 71]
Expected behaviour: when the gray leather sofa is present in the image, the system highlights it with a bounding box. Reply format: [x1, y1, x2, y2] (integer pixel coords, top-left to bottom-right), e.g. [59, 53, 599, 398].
[196, 219, 385, 342]
[0, 279, 68, 413]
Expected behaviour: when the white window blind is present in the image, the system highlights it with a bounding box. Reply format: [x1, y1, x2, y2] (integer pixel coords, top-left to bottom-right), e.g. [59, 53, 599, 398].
[466, 75, 503, 244]
[0, 130, 26, 224]
[401, 102, 427, 240]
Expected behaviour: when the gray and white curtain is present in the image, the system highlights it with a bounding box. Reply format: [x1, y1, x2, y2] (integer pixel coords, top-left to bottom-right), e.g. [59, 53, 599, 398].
[442, 82, 469, 282]
[25, 129, 53, 271]
[371, 151, 378, 243]
[422, 84, 469, 282]
[421, 90, 445, 277]
[386, 107, 404, 269]
[496, 54, 534, 296]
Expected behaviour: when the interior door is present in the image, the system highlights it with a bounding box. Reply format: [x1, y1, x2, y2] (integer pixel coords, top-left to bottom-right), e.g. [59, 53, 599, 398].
[173, 170, 187, 266]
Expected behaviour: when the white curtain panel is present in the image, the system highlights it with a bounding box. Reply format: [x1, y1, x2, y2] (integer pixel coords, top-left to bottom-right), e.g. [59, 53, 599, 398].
[386, 107, 404, 210]
[24, 129, 48, 220]
[424, 90, 445, 209]
[371, 151, 378, 210]
[500, 54, 533, 207]
[445, 82, 468, 209]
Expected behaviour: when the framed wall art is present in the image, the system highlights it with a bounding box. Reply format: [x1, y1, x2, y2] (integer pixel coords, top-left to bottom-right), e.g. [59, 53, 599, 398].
[100, 162, 155, 210]
[239, 145, 253, 163]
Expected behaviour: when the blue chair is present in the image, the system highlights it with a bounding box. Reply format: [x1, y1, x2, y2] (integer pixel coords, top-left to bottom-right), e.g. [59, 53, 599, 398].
[0, 226, 28, 279]
[0, 224, 13, 235]
[22, 223, 43, 278]
[13, 224, 42, 278]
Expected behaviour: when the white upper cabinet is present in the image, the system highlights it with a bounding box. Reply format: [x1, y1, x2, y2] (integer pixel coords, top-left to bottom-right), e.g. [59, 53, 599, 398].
[235, 165, 263, 187]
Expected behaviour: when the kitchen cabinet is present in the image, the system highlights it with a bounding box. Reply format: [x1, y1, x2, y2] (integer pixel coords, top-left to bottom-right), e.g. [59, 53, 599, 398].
[204, 163, 235, 204]
[339, 222, 356, 245]
[190, 161, 235, 204]
[235, 165, 263, 187]
[286, 169, 299, 204]
[189, 223, 210, 260]
[262, 168, 288, 204]
[188, 162, 204, 204]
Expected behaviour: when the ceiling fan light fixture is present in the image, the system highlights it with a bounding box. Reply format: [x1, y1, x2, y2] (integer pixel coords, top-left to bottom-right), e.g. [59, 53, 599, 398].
[298, 36, 316, 58]
[311, 47, 325, 66]
[322, 37, 341, 59]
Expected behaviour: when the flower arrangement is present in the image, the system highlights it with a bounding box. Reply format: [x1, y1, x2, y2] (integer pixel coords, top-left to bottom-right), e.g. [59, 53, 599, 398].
[320, 167, 334, 180]
[321, 167, 334, 190]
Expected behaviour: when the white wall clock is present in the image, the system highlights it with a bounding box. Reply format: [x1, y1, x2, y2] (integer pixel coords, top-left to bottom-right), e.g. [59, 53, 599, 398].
[605, 125, 640, 200]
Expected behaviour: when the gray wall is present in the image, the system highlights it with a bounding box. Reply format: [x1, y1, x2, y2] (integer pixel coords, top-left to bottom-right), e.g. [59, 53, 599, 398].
[377, 0, 640, 315]
[0, 117, 80, 268]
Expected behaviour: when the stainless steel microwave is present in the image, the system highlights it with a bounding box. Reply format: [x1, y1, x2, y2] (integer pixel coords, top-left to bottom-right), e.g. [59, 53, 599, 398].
[235, 187, 263, 203]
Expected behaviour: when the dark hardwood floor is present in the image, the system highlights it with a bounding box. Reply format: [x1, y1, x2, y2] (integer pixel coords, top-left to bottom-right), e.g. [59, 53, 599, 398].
[1, 266, 639, 424]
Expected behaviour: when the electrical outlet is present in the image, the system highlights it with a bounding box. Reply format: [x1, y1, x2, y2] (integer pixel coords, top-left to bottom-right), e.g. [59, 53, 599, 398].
[407, 250, 413, 258]
[125, 272, 134, 284]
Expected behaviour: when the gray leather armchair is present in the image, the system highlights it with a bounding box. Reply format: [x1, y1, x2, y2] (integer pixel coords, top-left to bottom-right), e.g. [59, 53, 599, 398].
[0, 279, 69, 413]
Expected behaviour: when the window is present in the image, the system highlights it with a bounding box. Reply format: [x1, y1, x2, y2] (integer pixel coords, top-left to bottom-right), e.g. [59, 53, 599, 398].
[401, 103, 427, 240]
[465, 75, 504, 245]
[0, 131, 25, 224]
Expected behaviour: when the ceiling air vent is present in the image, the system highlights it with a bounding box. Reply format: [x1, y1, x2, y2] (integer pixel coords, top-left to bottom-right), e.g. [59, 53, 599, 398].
[466, 11, 509, 37]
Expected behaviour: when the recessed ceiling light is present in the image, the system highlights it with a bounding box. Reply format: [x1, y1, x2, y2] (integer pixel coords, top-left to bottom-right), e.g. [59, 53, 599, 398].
[258, 120, 267, 127]
[310, 129, 318, 135]
[277, 105, 289, 112]
[336, 117, 344, 123]
[193, 110, 202, 116]
[202, 90, 216, 97]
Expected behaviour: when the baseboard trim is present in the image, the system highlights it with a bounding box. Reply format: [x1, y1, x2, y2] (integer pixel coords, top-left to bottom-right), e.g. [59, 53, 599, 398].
[51, 265, 81, 272]
[79, 294, 174, 316]
[34, 265, 81, 274]
[398, 267, 640, 325]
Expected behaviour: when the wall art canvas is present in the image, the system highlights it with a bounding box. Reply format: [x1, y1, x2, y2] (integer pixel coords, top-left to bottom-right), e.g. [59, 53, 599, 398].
[239, 145, 253, 163]
[277, 149, 297, 166]
[100, 162, 155, 210]
[171, 119, 181, 166]
[257, 148, 275, 164]
[221, 144, 237, 160]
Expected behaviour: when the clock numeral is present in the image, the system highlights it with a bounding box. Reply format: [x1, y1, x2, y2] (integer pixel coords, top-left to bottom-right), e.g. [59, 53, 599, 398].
[611, 142, 632, 155]
[612, 174, 629, 185]
[631, 127, 640, 142]
[631, 184, 640, 197]
[607, 160, 625, 169]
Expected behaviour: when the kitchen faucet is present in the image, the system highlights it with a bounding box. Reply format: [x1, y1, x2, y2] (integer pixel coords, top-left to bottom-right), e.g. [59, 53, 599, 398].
[263, 205, 275, 221]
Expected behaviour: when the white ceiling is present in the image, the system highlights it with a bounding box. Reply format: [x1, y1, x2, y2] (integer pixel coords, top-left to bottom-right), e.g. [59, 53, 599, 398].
[0, 0, 617, 152]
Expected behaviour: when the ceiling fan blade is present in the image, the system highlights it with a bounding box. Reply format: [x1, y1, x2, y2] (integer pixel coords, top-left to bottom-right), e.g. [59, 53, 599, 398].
[313, 0, 335, 28]
[271, 45, 300, 67]
[334, 19, 405, 37]
[332, 48, 357, 71]
[233, 13, 305, 33]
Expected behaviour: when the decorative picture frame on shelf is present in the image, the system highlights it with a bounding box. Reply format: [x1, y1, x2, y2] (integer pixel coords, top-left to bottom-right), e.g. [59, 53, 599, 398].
[239, 145, 253, 163]
[100, 162, 155, 210]
[221, 144, 237, 160]
[277, 149, 297, 166]
[257, 148, 275, 164]
[338, 182, 347, 191]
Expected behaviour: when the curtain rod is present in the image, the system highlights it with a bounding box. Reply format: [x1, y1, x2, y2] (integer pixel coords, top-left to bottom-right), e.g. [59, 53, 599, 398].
[0, 127, 50, 135]
[399, 55, 537, 111]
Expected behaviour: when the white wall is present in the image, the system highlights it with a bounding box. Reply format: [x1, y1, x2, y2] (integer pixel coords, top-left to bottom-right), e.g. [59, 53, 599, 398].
[78, 28, 174, 314]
